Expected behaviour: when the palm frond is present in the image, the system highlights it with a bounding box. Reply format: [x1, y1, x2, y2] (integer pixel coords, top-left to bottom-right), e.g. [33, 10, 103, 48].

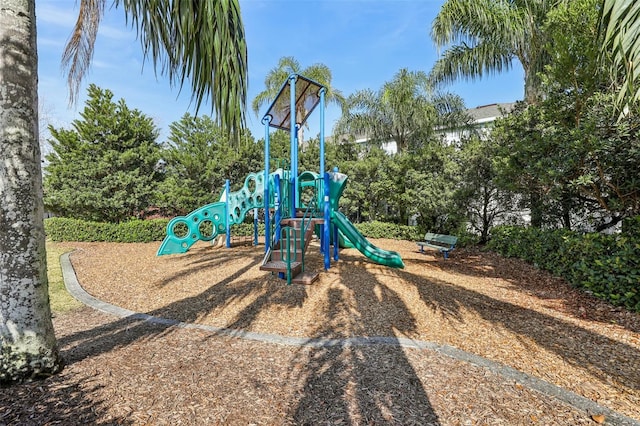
[431, 0, 526, 49]
[61, 0, 107, 104]
[429, 41, 514, 86]
[601, 0, 640, 108]
[115, 0, 247, 139]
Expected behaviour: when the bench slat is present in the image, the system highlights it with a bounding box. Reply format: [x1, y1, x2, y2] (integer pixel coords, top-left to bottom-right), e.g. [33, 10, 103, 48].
[416, 233, 458, 259]
[423, 233, 458, 245]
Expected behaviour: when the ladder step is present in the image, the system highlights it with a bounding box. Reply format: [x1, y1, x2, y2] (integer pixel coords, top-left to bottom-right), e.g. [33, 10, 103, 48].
[270, 251, 303, 261]
[280, 217, 325, 227]
[292, 271, 320, 285]
[260, 261, 302, 275]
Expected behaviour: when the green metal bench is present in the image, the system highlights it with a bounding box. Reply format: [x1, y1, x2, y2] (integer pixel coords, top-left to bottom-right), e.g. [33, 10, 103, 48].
[416, 232, 458, 259]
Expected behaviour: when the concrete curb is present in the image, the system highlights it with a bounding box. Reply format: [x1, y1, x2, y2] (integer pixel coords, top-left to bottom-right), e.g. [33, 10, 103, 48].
[60, 252, 639, 426]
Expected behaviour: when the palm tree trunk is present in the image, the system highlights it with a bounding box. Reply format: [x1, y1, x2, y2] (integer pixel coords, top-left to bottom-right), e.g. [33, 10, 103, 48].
[0, 0, 62, 382]
[523, 69, 544, 105]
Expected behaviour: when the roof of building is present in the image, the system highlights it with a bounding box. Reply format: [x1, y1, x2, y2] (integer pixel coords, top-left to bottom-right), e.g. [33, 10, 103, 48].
[467, 102, 517, 122]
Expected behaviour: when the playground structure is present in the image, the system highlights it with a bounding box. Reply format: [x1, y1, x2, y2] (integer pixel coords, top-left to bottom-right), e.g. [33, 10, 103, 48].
[157, 74, 404, 283]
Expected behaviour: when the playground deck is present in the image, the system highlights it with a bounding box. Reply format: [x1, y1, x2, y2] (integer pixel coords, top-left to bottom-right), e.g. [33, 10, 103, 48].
[3, 239, 638, 425]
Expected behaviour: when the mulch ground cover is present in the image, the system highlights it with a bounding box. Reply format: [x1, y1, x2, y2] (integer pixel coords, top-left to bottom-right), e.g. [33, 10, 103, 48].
[1, 239, 638, 425]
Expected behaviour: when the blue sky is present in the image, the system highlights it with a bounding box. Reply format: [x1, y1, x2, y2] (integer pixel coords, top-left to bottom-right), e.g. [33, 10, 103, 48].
[36, 0, 524, 141]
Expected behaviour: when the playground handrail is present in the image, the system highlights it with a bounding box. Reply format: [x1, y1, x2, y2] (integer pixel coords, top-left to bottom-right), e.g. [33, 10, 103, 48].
[279, 226, 298, 285]
[299, 196, 319, 274]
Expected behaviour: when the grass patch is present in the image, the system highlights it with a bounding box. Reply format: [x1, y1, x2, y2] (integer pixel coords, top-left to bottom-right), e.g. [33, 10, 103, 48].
[46, 240, 83, 314]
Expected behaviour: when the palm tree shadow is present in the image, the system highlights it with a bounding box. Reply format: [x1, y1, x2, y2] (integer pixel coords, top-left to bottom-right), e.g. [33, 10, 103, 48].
[0, 372, 131, 425]
[393, 265, 640, 394]
[58, 245, 308, 362]
[432, 248, 640, 334]
[288, 261, 440, 424]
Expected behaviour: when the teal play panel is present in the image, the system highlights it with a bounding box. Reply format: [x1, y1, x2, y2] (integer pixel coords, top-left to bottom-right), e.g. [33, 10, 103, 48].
[157, 171, 276, 255]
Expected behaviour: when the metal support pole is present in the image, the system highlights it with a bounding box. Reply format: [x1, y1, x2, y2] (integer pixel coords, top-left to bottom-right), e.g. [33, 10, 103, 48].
[319, 87, 326, 176]
[225, 179, 231, 248]
[253, 208, 258, 246]
[289, 74, 297, 216]
[323, 172, 330, 270]
[274, 174, 281, 245]
[332, 167, 339, 261]
[333, 221, 339, 261]
[262, 115, 272, 252]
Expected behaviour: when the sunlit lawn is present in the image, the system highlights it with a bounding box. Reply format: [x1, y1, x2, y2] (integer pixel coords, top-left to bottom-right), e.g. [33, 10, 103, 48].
[46, 241, 83, 314]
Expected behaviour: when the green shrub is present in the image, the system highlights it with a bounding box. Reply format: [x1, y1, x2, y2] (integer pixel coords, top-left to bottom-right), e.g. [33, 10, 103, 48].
[45, 217, 169, 243]
[354, 221, 422, 241]
[45, 216, 424, 243]
[623, 215, 640, 234]
[488, 225, 640, 312]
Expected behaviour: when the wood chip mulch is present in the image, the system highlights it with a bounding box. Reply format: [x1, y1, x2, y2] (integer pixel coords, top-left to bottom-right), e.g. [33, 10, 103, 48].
[1, 238, 639, 425]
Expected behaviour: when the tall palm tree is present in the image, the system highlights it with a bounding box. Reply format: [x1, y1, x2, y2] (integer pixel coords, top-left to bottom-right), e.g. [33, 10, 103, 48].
[0, 0, 61, 383]
[430, 0, 561, 105]
[601, 0, 640, 111]
[0, 0, 247, 383]
[64, 0, 247, 137]
[252, 56, 346, 143]
[334, 68, 468, 154]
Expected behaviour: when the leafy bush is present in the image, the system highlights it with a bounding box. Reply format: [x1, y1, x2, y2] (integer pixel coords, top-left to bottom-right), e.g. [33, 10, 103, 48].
[45, 216, 424, 243]
[354, 221, 422, 241]
[45, 217, 169, 243]
[623, 215, 640, 234]
[488, 225, 640, 312]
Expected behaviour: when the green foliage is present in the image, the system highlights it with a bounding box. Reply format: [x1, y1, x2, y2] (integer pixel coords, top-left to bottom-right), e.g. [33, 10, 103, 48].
[488, 226, 640, 312]
[44, 216, 421, 246]
[400, 143, 464, 234]
[431, 0, 553, 104]
[44, 85, 162, 223]
[354, 221, 421, 241]
[115, 0, 247, 139]
[156, 113, 260, 216]
[543, 0, 604, 103]
[623, 216, 640, 234]
[251, 56, 346, 125]
[574, 93, 640, 218]
[492, 89, 640, 230]
[334, 68, 468, 154]
[455, 135, 520, 243]
[45, 217, 169, 243]
[601, 0, 640, 112]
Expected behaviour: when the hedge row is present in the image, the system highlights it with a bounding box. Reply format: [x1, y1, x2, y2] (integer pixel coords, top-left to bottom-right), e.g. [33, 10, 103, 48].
[487, 224, 640, 312]
[353, 220, 422, 241]
[44, 217, 420, 243]
[45, 217, 171, 242]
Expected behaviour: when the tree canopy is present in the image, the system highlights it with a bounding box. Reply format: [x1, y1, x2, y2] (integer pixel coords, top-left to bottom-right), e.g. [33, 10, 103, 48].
[334, 68, 468, 154]
[44, 85, 162, 223]
[62, 0, 248, 139]
[430, 0, 560, 104]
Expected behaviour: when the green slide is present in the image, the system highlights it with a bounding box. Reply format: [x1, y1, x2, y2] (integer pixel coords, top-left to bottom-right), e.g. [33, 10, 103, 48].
[332, 211, 404, 268]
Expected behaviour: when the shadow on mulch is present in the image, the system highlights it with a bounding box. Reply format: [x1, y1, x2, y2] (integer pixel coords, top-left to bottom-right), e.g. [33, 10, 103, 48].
[4, 242, 637, 424]
[67, 246, 640, 412]
[0, 374, 129, 425]
[376, 250, 640, 395]
[423, 247, 640, 334]
[288, 264, 441, 424]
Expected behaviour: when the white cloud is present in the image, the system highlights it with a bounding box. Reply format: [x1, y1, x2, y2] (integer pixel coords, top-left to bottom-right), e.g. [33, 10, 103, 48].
[36, 3, 77, 28]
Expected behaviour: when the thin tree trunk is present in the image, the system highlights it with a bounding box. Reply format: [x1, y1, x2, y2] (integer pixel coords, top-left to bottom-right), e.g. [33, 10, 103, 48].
[0, 0, 62, 382]
[529, 190, 544, 228]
